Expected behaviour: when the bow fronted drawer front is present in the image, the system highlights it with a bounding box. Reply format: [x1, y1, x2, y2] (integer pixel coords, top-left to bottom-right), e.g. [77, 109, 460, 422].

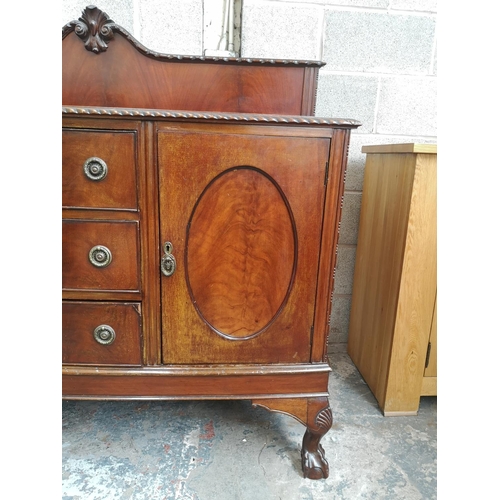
[62, 301, 142, 366]
[63, 129, 138, 210]
[62, 220, 140, 293]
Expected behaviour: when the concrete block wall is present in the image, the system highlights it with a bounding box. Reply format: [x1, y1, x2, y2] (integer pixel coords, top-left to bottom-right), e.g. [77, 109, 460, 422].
[62, 0, 238, 56]
[241, 0, 437, 353]
[62, 0, 437, 353]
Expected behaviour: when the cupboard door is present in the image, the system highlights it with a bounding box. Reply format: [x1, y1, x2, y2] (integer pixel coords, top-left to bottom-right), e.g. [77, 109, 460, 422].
[158, 127, 330, 364]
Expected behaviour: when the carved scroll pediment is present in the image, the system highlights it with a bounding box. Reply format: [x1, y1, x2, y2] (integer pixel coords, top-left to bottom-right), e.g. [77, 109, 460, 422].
[65, 5, 115, 54]
[62, 5, 327, 66]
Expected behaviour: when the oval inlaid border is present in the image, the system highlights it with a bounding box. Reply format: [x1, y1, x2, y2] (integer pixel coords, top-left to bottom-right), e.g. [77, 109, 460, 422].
[185, 166, 298, 341]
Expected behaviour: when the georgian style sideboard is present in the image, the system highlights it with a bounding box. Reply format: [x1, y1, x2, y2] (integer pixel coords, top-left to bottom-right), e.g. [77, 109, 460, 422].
[62, 5, 360, 479]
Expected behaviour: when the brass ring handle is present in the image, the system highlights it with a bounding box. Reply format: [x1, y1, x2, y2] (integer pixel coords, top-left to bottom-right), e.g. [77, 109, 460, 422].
[93, 324, 116, 345]
[83, 157, 108, 181]
[161, 241, 176, 277]
[89, 245, 112, 268]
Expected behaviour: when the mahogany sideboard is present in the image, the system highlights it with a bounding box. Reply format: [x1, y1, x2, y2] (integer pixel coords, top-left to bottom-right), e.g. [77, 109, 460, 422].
[62, 5, 361, 479]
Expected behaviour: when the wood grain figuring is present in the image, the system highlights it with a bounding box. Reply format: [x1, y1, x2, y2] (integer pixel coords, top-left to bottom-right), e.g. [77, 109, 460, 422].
[158, 128, 330, 364]
[348, 146, 436, 415]
[62, 220, 140, 292]
[62, 32, 313, 115]
[348, 153, 417, 403]
[187, 167, 296, 339]
[63, 129, 137, 209]
[62, 301, 142, 365]
[384, 153, 437, 413]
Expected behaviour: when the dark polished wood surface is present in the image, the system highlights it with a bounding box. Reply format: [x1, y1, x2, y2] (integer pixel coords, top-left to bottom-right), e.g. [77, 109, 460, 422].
[63, 128, 138, 209]
[62, 4, 322, 115]
[157, 127, 330, 365]
[62, 301, 142, 365]
[62, 363, 331, 398]
[186, 167, 296, 340]
[62, 219, 141, 292]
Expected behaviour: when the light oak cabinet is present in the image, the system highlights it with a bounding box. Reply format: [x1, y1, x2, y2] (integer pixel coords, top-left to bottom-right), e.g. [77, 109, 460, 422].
[62, 5, 361, 478]
[347, 144, 437, 416]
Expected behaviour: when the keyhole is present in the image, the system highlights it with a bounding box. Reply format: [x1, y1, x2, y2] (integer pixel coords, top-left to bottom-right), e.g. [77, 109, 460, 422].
[165, 242, 173, 254]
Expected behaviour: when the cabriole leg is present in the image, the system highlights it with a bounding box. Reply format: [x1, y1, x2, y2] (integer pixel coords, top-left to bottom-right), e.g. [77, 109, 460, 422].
[252, 396, 333, 480]
[301, 398, 332, 479]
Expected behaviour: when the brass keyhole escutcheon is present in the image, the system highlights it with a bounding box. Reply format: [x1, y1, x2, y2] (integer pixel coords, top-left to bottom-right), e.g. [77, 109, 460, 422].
[161, 241, 176, 277]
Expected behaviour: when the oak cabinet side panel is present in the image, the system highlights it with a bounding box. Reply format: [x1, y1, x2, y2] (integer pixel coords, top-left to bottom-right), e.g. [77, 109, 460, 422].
[347, 153, 417, 405]
[384, 153, 437, 412]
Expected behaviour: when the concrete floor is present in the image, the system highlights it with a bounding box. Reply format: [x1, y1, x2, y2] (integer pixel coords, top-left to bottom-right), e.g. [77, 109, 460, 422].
[62, 353, 437, 499]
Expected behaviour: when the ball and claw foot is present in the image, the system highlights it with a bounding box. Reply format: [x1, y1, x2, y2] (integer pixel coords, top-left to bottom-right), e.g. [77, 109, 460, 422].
[301, 430, 330, 479]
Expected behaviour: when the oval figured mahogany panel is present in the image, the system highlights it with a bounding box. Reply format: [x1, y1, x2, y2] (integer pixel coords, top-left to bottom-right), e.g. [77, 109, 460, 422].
[186, 167, 297, 339]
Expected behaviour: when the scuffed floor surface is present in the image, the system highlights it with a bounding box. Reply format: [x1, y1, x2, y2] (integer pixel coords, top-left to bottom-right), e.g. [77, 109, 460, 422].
[62, 353, 437, 499]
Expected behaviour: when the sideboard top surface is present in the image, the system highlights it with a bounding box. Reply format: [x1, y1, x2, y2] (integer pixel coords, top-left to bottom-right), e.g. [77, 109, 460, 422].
[362, 143, 437, 154]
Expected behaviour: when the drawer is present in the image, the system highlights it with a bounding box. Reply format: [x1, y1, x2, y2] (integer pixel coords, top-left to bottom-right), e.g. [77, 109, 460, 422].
[62, 220, 140, 292]
[62, 301, 142, 365]
[62, 129, 138, 209]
